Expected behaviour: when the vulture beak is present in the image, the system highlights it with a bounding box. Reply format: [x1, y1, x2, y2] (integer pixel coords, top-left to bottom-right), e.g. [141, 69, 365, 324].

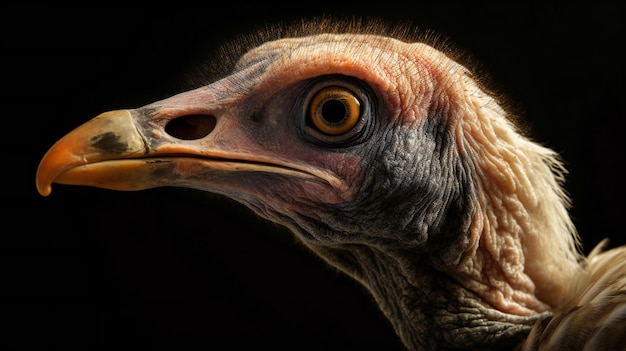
[36, 84, 323, 197]
[37, 109, 162, 196]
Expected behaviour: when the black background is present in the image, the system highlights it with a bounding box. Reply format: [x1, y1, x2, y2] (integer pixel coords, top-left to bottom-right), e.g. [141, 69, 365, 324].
[4, 2, 625, 350]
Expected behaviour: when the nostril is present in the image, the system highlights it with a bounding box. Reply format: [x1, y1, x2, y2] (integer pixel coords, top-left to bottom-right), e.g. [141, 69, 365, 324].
[165, 114, 217, 140]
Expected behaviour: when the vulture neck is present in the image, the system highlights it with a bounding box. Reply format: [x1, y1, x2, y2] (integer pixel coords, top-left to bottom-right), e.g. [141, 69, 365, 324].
[310, 244, 547, 350]
[450, 79, 584, 314]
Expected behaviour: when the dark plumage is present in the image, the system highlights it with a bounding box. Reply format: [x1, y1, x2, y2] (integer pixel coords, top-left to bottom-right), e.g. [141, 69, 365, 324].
[36, 18, 626, 350]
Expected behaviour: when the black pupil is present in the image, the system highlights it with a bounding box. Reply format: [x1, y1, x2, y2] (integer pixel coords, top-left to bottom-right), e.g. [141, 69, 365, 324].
[321, 99, 346, 124]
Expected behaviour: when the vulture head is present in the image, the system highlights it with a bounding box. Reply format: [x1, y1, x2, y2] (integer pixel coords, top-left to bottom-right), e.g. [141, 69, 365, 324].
[36, 18, 626, 350]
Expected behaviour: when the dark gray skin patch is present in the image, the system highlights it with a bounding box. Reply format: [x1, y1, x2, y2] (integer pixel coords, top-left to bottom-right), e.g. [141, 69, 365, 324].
[283, 111, 476, 266]
[89, 132, 130, 154]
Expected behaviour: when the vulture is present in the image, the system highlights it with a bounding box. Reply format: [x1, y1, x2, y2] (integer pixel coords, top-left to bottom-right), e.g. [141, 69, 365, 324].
[36, 18, 626, 350]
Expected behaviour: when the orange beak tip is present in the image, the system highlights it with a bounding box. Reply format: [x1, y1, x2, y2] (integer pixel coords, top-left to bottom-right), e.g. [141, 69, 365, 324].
[39, 187, 52, 197]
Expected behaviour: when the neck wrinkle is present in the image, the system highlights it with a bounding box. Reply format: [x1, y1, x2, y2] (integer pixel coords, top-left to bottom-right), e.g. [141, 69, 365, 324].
[453, 198, 551, 316]
[311, 243, 543, 350]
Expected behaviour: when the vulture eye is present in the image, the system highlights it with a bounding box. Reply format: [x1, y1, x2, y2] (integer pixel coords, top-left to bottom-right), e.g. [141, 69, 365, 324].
[301, 75, 375, 147]
[308, 87, 361, 136]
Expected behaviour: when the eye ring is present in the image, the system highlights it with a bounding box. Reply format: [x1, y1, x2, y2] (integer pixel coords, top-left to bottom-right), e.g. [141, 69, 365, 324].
[308, 87, 361, 136]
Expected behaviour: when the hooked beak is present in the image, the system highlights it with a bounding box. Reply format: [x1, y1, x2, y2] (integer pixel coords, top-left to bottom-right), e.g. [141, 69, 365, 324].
[36, 110, 151, 196]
